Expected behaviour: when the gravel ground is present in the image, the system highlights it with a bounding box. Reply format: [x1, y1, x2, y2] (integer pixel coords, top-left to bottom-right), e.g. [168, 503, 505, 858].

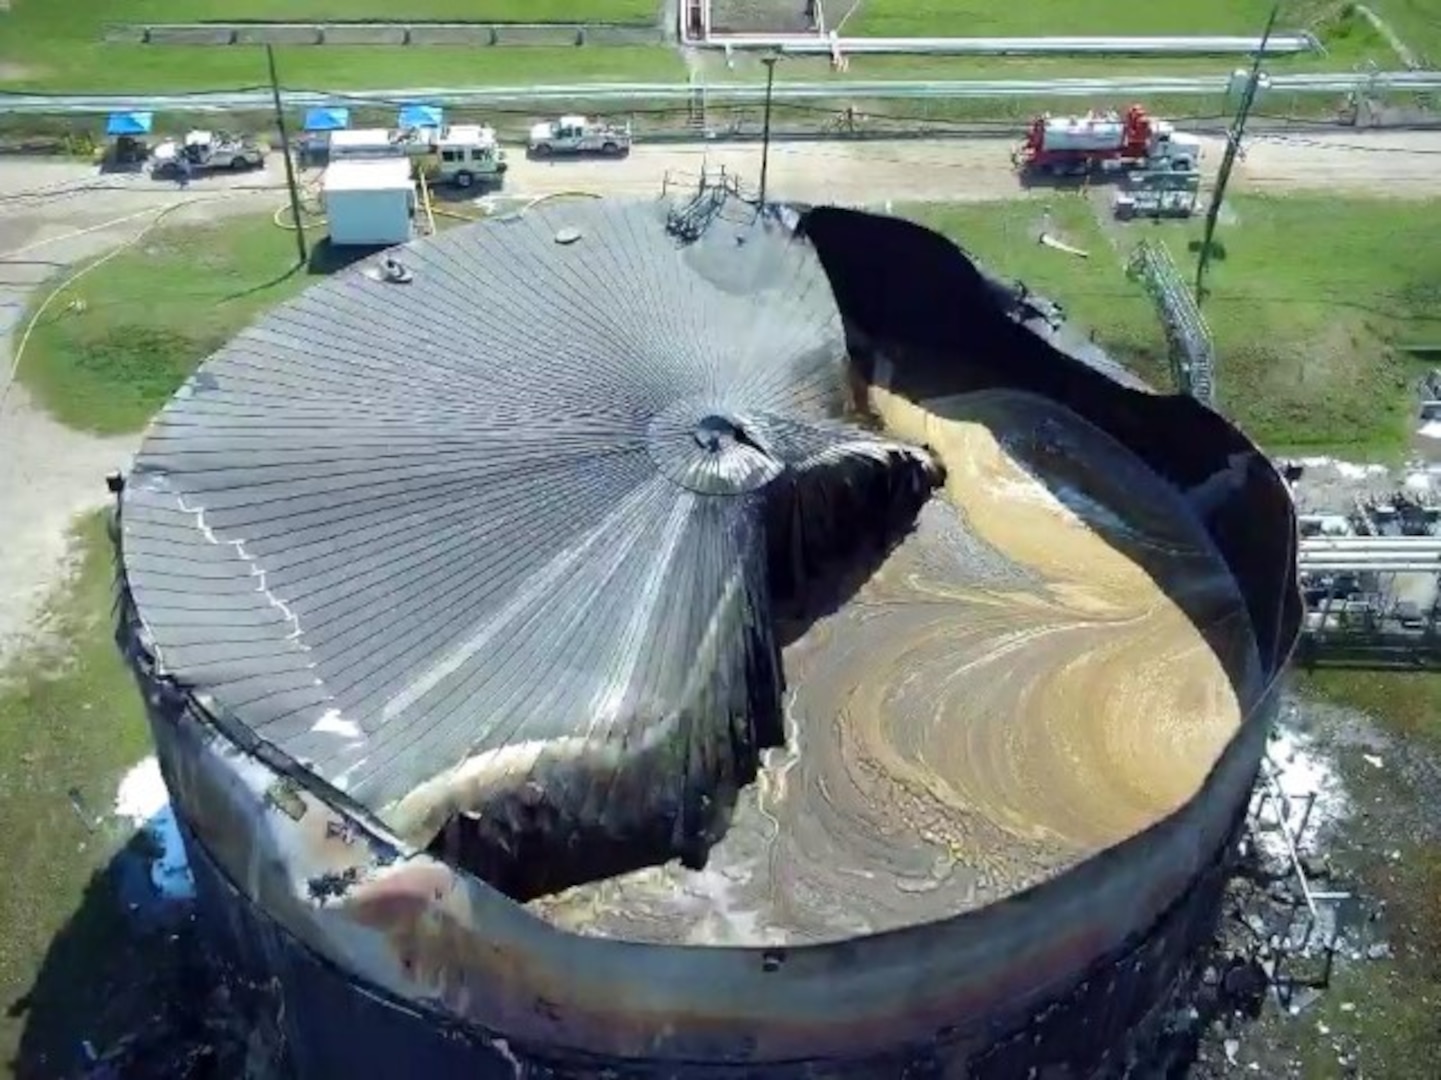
[503, 130, 1441, 204]
[708, 0, 815, 33]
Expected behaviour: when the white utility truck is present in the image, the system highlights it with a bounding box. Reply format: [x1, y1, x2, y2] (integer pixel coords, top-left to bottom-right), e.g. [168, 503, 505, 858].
[430, 125, 508, 188]
[528, 115, 632, 157]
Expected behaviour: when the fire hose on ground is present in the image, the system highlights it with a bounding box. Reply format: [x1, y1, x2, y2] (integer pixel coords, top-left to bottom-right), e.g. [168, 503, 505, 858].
[269, 171, 605, 235]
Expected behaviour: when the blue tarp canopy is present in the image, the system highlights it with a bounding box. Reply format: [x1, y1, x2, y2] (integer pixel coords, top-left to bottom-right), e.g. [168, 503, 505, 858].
[397, 104, 443, 129]
[303, 107, 351, 133]
[105, 111, 154, 137]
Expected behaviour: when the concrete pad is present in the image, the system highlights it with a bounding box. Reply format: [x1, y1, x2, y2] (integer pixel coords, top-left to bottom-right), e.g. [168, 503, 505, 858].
[236, 26, 324, 46]
[320, 25, 409, 46]
[102, 25, 150, 44]
[146, 26, 237, 46]
[583, 26, 667, 45]
[493, 25, 584, 46]
[408, 25, 496, 46]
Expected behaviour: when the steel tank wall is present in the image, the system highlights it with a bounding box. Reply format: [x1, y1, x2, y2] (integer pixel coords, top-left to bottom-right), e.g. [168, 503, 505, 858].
[118, 207, 1301, 1078]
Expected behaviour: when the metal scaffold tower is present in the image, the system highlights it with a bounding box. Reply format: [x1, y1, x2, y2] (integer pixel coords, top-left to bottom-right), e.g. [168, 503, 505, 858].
[1128, 239, 1217, 406]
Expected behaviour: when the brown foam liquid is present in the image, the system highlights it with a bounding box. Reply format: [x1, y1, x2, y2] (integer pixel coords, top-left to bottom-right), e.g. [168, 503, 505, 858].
[527, 387, 1260, 946]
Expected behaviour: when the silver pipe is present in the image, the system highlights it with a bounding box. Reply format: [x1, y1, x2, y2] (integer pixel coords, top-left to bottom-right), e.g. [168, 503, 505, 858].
[1297, 563, 1441, 572]
[711, 34, 1319, 56]
[8, 71, 1439, 114]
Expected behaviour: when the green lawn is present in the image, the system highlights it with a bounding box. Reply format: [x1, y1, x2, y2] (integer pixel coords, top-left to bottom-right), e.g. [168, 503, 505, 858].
[0, 0, 679, 93]
[847, 0, 1360, 39]
[1289, 663, 1441, 1075]
[2, 43, 684, 94]
[907, 195, 1441, 457]
[1295, 668, 1441, 746]
[843, 0, 1435, 68]
[6, 0, 659, 24]
[1373, 0, 1441, 63]
[0, 515, 158, 1074]
[19, 215, 317, 435]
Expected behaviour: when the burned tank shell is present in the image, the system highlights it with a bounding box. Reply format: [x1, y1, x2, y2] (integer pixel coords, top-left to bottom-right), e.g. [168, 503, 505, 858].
[116, 194, 1300, 1077]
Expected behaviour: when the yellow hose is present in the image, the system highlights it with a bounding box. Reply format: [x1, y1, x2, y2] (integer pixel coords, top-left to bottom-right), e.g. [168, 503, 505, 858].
[268, 170, 605, 235]
[417, 169, 438, 235]
[272, 175, 327, 232]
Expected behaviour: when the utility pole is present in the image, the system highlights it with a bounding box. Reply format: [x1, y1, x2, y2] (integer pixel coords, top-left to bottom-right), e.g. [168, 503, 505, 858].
[1194, 1, 1278, 304]
[758, 52, 779, 206]
[266, 44, 308, 265]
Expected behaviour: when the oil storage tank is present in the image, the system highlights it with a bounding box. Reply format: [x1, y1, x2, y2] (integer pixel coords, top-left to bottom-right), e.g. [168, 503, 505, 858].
[114, 189, 1300, 1078]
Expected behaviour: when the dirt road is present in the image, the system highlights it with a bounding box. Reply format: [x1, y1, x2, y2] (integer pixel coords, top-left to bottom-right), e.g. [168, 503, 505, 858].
[0, 128, 1437, 660]
[0, 162, 285, 663]
[502, 129, 1441, 202]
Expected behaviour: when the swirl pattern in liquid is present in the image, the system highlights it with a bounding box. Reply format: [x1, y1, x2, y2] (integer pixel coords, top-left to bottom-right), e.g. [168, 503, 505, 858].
[528, 388, 1261, 945]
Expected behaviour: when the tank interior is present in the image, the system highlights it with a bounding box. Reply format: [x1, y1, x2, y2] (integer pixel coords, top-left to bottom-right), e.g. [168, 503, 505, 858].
[116, 195, 1286, 960]
[525, 379, 1263, 944]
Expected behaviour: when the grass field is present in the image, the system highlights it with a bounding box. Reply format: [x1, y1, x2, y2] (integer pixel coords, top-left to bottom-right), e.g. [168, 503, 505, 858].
[840, 2, 1423, 67]
[0, 0, 678, 93]
[6, 0, 660, 24]
[1, 0, 1428, 95]
[907, 194, 1441, 457]
[845, 0, 1413, 44]
[1384, 0, 1441, 60]
[0, 515, 158, 1074]
[846, 0, 1286, 34]
[18, 217, 315, 434]
[0, 43, 685, 94]
[22, 197, 1441, 449]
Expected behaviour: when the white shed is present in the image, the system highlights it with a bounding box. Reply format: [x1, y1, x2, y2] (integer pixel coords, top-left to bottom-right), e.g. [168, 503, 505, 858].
[323, 158, 416, 248]
[327, 128, 406, 161]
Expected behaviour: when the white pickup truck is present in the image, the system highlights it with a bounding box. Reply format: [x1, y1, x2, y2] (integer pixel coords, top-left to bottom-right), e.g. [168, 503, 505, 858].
[152, 130, 266, 177]
[528, 115, 632, 157]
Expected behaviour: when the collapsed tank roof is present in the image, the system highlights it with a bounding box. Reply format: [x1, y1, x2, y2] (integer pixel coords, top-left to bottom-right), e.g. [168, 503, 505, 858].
[117, 197, 940, 881]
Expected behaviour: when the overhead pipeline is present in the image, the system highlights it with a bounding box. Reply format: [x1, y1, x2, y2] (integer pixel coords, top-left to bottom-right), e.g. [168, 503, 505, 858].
[5, 70, 1439, 114]
[708, 33, 1320, 56]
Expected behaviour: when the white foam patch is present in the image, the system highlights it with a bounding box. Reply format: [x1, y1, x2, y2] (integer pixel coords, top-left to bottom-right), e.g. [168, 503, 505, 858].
[1252, 724, 1349, 866]
[1294, 456, 1389, 481]
[993, 473, 1133, 535]
[114, 756, 196, 901]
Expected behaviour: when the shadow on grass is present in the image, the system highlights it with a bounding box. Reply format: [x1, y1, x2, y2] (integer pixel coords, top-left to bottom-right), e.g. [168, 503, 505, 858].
[4, 840, 227, 1080]
[306, 238, 381, 276]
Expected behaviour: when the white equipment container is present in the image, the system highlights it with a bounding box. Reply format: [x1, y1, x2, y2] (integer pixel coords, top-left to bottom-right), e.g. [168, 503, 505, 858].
[324, 159, 416, 248]
[1040, 116, 1125, 153]
[328, 128, 408, 161]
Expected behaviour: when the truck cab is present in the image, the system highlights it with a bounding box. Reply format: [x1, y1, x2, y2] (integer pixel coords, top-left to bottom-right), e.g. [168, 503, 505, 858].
[1147, 122, 1202, 172]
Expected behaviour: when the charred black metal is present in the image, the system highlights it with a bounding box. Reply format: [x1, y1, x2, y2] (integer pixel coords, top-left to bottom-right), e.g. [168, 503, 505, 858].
[115, 193, 1301, 1078]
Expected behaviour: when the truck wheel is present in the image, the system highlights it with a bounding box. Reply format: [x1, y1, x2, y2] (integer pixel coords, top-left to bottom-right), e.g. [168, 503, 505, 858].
[230, 157, 248, 171]
[455, 170, 475, 189]
[601, 142, 619, 156]
[533, 144, 551, 157]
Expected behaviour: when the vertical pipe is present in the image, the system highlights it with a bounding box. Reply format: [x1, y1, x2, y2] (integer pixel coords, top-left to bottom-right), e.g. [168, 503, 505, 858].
[267, 44, 308, 265]
[759, 54, 778, 206]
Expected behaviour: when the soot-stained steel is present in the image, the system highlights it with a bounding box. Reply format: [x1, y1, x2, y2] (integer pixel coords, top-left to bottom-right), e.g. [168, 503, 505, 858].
[115, 192, 1302, 1078]
[118, 197, 939, 897]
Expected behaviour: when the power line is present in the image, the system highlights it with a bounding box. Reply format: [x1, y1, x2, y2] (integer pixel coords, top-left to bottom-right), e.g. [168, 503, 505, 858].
[1195, 2, 1279, 305]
